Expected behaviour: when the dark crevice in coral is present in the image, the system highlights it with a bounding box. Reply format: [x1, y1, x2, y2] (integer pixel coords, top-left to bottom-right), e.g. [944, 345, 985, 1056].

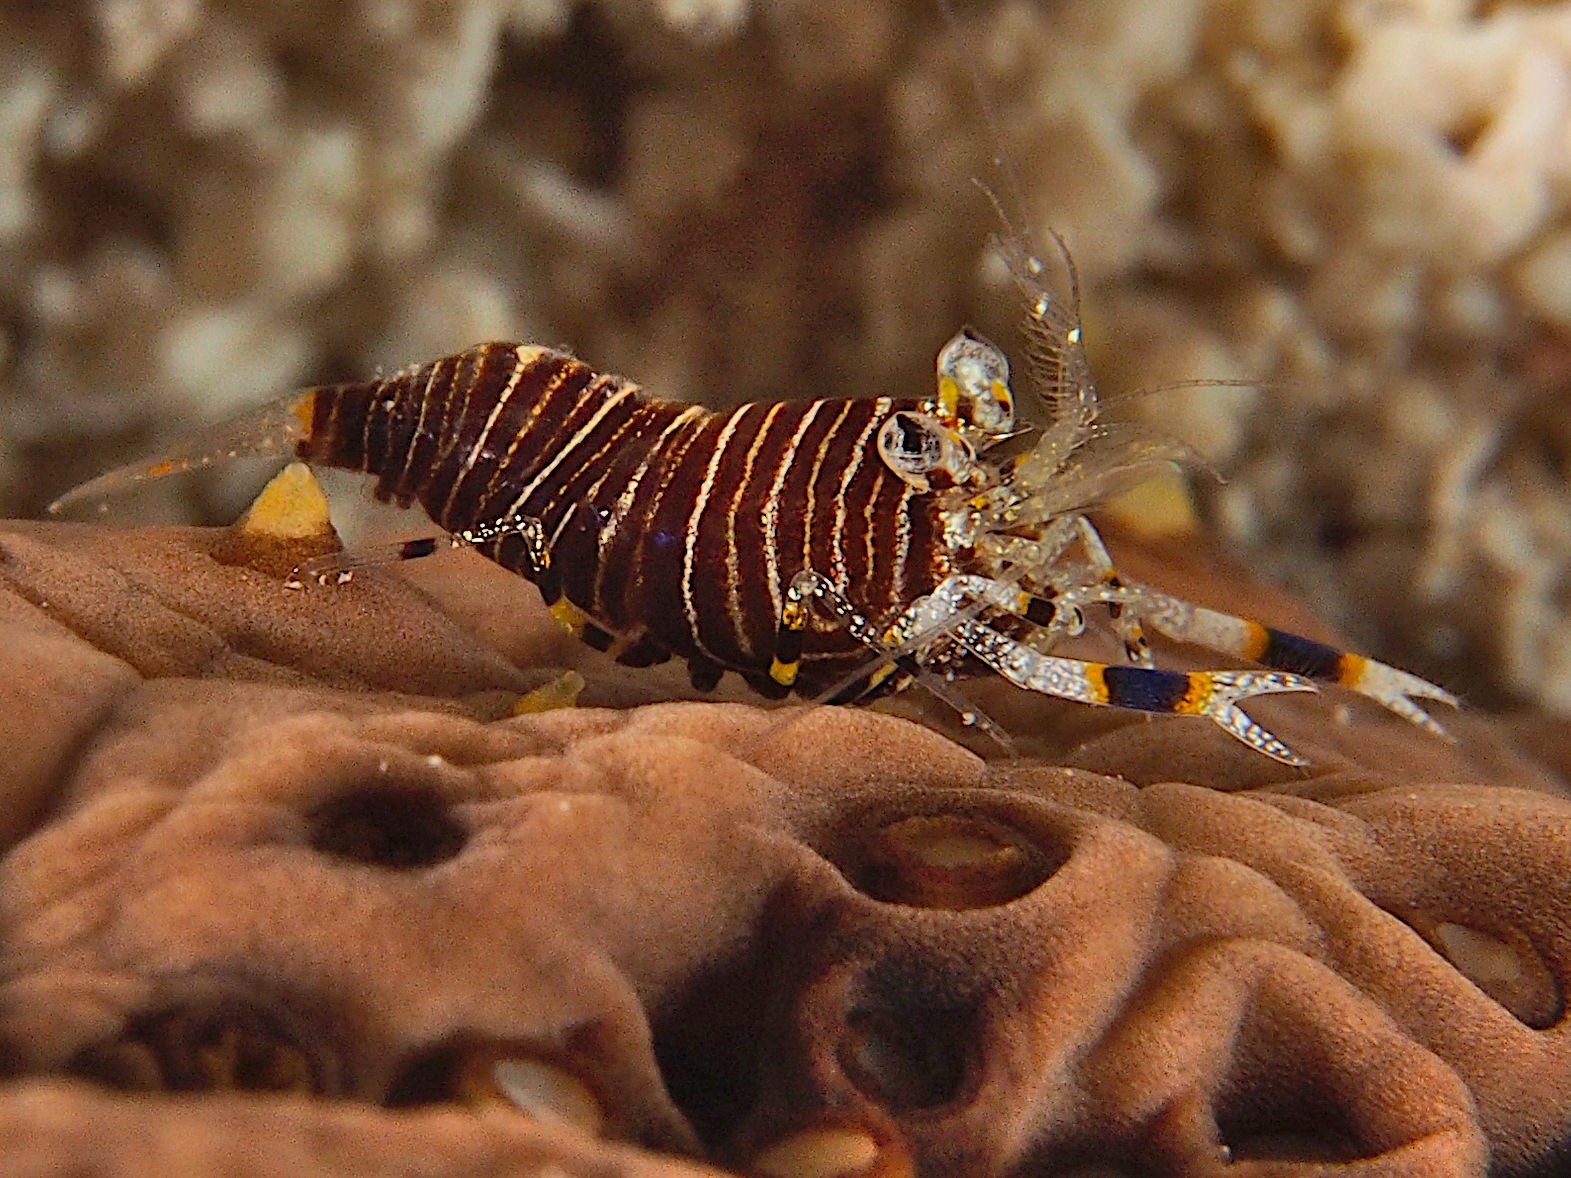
[640, 94, 896, 411]
[1442, 112, 1491, 160]
[34, 151, 175, 264]
[1214, 1074, 1369, 1167]
[66, 992, 335, 1097]
[652, 950, 770, 1147]
[489, 5, 649, 191]
[1216, 1101, 1367, 1166]
[385, 1033, 627, 1148]
[838, 1004, 971, 1112]
[383, 1038, 471, 1107]
[1506, 1128, 1571, 1178]
[305, 784, 468, 870]
[1029, 1153, 1154, 1178]
[839, 952, 983, 1114]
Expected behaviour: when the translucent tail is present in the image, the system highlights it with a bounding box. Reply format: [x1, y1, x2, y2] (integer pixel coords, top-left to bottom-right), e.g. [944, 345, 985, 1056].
[48, 392, 316, 515]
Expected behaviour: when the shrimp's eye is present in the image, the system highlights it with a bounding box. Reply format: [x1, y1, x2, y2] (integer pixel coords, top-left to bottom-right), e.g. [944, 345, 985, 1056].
[878, 411, 976, 491]
[879, 412, 944, 487]
[936, 327, 1015, 439]
[883, 411, 942, 468]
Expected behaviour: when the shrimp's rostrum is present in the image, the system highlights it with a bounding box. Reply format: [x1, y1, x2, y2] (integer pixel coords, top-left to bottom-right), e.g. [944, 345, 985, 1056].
[50, 233, 1458, 766]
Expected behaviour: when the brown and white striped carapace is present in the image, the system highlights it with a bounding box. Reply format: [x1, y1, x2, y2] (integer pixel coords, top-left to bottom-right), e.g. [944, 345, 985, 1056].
[49, 226, 1459, 766]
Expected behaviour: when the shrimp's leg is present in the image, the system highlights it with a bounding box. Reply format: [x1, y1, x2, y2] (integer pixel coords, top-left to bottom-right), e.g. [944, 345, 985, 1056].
[1128, 592, 1460, 739]
[769, 570, 1016, 752]
[1068, 516, 1153, 666]
[1032, 518, 1458, 739]
[948, 612, 1317, 766]
[286, 514, 550, 587]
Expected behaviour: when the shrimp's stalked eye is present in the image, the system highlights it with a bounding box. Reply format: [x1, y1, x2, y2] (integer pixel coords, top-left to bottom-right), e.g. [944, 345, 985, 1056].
[936, 327, 1014, 441]
[878, 411, 977, 492]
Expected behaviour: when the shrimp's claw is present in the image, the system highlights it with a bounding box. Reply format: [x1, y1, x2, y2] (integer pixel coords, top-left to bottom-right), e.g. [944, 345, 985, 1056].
[1176, 669, 1318, 767]
[1340, 657, 1460, 741]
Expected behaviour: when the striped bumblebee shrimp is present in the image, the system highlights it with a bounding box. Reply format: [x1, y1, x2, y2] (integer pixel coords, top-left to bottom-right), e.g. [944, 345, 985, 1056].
[48, 209, 1458, 765]
[47, 0, 1460, 765]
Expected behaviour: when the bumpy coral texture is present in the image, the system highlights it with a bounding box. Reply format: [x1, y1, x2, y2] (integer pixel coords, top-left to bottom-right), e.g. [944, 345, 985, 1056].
[0, 507, 1568, 1178]
[6, 0, 1571, 722]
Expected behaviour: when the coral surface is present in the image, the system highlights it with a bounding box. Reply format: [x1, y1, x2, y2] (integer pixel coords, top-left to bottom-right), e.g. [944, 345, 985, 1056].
[0, 489, 1568, 1177]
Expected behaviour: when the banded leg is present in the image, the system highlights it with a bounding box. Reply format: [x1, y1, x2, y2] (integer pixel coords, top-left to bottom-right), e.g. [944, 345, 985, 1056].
[948, 613, 1318, 766]
[770, 570, 943, 700]
[793, 568, 1077, 709]
[981, 514, 1149, 661]
[900, 571, 1177, 679]
[285, 514, 551, 588]
[286, 509, 616, 652]
[287, 508, 675, 665]
[1130, 592, 1459, 739]
[769, 570, 1016, 750]
[1069, 516, 1152, 666]
[903, 573, 1074, 650]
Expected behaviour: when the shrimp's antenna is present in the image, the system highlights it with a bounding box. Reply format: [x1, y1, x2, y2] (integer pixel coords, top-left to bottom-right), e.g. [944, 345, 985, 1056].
[934, 0, 1036, 254]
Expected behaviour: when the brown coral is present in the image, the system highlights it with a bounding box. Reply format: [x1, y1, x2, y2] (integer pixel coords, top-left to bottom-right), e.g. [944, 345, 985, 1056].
[0, 492, 1568, 1178]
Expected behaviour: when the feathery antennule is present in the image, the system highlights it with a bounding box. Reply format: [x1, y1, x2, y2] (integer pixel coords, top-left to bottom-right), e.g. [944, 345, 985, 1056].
[967, 215, 1106, 498]
[980, 206, 1098, 433]
[953, 233, 1198, 529]
[933, 0, 1115, 500]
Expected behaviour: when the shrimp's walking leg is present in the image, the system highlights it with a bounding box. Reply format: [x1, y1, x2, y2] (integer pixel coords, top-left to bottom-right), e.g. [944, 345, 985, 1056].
[290, 508, 647, 661]
[769, 570, 1015, 751]
[287, 514, 550, 586]
[1050, 518, 1458, 739]
[948, 613, 1317, 766]
[1070, 516, 1153, 666]
[1131, 593, 1460, 739]
[768, 571, 917, 696]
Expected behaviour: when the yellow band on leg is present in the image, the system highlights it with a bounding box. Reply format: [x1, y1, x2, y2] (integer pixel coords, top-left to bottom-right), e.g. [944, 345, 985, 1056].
[549, 599, 589, 637]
